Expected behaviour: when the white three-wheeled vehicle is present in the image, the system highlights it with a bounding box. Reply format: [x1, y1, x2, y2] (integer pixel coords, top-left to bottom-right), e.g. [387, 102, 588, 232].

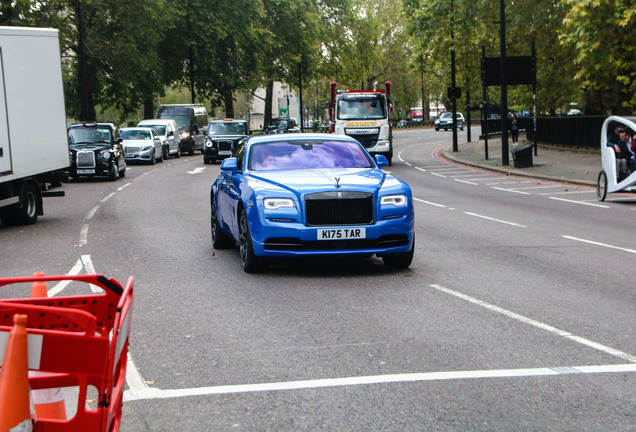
[597, 116, 636, 201]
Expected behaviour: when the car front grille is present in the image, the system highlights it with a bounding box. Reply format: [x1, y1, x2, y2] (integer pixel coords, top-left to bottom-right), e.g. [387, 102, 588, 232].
[77, 151, 96, 167]
[305, 191, 373, 226]
[217, 140, 233, 151]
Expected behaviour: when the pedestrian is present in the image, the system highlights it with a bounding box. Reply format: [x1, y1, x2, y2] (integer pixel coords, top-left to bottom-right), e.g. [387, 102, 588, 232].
[510, 113, 519, 145]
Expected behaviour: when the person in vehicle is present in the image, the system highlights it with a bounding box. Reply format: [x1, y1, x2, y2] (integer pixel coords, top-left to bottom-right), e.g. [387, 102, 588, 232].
[618, 128, 635, 172]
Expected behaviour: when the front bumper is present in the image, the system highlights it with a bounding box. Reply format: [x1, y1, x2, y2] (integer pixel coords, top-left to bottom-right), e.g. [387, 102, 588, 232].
[250, 215, 414, 258]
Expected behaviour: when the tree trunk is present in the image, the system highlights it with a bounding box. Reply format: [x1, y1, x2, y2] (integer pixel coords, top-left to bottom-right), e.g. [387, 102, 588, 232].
[264, 80, 274, 129]
[224, 88, 235, 118]
[143, 96, 155, 120]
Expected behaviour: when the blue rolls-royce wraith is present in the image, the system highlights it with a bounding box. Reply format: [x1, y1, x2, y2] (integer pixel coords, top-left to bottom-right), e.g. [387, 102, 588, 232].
[210, 133, 415, 272]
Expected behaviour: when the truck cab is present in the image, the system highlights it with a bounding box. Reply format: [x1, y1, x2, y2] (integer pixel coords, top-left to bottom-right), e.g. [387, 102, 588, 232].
[329, 81, 393, 165]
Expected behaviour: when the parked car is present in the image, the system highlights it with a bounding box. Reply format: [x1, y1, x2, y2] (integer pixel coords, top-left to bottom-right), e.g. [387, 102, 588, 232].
[137, 118, 181, 159]
[434, 112, 465, 131]
[203, 119, 250, 164]
[210, 133, 415, 272]
[67, 122, 126, 181]
[156, 104, 208, 155]
[120, 127, 163, 164]
[263, 117, 300, 134]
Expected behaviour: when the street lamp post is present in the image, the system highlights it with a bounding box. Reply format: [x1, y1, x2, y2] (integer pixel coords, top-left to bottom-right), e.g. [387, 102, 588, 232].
[499, 0, 509, 165]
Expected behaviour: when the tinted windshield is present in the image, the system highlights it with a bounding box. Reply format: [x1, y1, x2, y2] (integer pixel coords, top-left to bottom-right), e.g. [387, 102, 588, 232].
[249, 140, 372, 171]
[440, 113, 452, 119]
[142, 125, 166, 135]
[337, 96, 386, 120]
[208, 122, 247, 136]
[68, 127, 112, 144]
[121, 129, 152, 140]
[157, 107, 192, 129]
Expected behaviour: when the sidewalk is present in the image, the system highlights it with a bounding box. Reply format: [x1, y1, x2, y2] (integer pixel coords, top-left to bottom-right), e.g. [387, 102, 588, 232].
[441, 133, 601, 186]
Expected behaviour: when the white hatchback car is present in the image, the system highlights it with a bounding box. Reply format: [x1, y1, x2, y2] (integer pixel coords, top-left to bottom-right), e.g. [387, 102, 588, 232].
[137, 119, 181, 159]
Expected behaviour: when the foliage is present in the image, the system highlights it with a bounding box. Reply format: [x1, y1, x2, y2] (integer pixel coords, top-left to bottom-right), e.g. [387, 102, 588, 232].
[560, 0, 636, 114]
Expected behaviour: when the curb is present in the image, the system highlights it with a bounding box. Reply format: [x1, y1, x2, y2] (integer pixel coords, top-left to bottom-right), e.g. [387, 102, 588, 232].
[441, 148, 597, 187]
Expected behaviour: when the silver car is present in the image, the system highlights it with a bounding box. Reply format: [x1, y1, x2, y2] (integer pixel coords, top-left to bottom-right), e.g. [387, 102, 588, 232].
[434, 112, 465, 131]
[137, 118, 181, 159]
[120, 127, 163, 164]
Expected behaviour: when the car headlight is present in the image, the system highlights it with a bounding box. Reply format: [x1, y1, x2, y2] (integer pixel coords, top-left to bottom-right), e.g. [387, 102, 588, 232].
[264, 198, 295, 210]
[380, 194, 407, 206]
[100, 150, 111, 160]
[205, 140, 214, 148]
[142, 146, 153, 152]
[180, 131, 190, 139]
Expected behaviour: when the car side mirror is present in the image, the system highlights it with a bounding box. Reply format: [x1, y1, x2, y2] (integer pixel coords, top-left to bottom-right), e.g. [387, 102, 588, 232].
[168, 131, 174, 137]
[220, 157, 238, 173]
[375, 155, 388, 167]
[116, 138, 123, 144]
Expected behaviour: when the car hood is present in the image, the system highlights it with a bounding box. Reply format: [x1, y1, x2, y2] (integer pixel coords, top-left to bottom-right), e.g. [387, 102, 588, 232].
[208, 134, 246, 140]
[248, 168, 386, 196]
[122, 140, 153, 147]
[69, 143, 111, 151]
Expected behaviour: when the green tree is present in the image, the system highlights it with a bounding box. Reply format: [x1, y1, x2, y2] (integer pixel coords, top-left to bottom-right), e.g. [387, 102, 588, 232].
[560, 0, 636, 114]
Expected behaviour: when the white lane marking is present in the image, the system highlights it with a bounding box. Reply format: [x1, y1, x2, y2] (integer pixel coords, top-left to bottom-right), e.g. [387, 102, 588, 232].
[510, 185, 563, 190]
[430, 284, 636, 363]
[492, 187, 531, 195]
[188, 167, 206, 175]
[413, 198, 447, 208]
[486, 181, 533, 185]
[562, 235, 636, 254]
[100, 192, 116, 203]
[126, 355, 149, 392]
[539, 190, 594, 196]
[79, 224, 89, 245]
[415, 167, 427, 172]
[431, 172, 446, 178]
[86, 205, 99, 220]
[464, 212, 527, 227]
[47, 259, 84, 296]
[123, 364, 636, 401]
[549, 196, 609, 208]
[118, 183, 131, 191]
[454, 179, 479, 185]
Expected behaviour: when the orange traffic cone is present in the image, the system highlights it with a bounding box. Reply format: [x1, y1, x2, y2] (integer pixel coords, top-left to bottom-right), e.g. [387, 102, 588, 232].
[0, 314, 34, 431]
[30, 271, 48, 298]
[28, 273, 67, 421]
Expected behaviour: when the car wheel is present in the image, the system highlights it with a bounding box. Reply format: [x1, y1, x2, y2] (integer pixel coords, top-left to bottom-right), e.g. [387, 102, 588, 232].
[149, 153, 156, 165]
[158, 149, 164, 163]
[108, 163, 118, 181]
[382, 237, 414, 269]
[435, 128, 439, 131]
[211, 201, 234, 249]
[189, 144, 195, 156]
[0, 182, 40, 225]
[176, 147, 181, 158]
[163, 146, 169, 160]
[597, 170, 607, 201]
[239, 209, 264, 273]
[119, 165, 126, 178]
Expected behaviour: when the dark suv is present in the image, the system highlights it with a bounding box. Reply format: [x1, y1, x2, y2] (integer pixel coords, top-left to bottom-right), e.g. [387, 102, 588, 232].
[203, 119, 250, 164]
[264, 117, 300, 134]
[67, 122, 126, 180]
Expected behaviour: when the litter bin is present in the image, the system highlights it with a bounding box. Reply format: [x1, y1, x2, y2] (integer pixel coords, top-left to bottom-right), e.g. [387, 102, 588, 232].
[511, 144, 533, 168]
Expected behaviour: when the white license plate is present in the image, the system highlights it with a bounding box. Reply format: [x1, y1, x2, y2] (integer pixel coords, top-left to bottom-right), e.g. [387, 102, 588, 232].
[77, 169, 95, 174]
[219, 151, 232, 156]
[317, 228, 366, 240]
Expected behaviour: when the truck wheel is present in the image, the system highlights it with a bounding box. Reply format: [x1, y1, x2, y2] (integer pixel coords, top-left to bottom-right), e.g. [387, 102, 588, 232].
[0, 182, 40, 225]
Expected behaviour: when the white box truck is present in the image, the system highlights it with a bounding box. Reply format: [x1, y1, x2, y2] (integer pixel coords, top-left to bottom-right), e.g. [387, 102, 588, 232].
[0, 26, 69, 225]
